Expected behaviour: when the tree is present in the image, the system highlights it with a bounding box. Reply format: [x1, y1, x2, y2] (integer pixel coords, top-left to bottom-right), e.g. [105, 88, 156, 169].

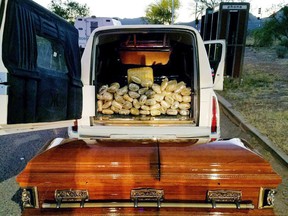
[253, 6, 288, 47]
[145, 0, 180, 24]
[196, 0, 223, 9]
[49, 0, 90, 24]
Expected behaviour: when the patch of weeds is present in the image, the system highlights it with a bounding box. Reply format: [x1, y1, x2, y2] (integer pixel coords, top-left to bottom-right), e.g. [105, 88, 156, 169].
[241, 71, 278, 88]
[219, 55, 288, 155]
[221, 70, 278, 100]
[223, 76, 242, 90]
[276, 45, 287, 58]
[223, 69, 278, 92]
[240, 109, 288, 154]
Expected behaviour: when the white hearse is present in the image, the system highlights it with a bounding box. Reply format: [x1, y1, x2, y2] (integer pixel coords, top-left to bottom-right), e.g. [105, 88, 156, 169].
[68, 25, 226, 142]
[1, 0, 225, 141]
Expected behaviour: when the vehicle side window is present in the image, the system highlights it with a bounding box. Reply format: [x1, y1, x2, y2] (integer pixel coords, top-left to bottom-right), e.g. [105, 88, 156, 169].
[204, 43, 223, 80]
[36, 36, 68, 73]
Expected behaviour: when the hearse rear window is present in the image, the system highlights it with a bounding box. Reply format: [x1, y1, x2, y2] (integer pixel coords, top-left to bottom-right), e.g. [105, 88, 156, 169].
[92, 30, 197, 123]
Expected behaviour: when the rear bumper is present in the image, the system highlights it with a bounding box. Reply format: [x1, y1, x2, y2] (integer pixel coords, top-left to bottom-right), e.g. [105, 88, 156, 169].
[68, 124, 218, 141]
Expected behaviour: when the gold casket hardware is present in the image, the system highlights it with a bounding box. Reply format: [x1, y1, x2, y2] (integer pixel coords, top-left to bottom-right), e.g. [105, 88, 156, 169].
[131, 188, 164, 208]
[207, 190, 242, 209]
[42, 201, 255, 209]
[21, 187, 39, 208]
[55, 189, 89, 208]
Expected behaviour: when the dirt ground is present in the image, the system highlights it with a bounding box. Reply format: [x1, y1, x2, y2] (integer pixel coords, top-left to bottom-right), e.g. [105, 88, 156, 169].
[221, 46, 288, 155]
[244, 46, 288, 78]
[220, 46, 288, 216]
[220, 110, 288, 216]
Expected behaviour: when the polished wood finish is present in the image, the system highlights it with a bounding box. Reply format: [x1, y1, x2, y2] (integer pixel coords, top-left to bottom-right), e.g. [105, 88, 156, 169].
[22, 207, 277, 216]
[17, 139, 281, 215]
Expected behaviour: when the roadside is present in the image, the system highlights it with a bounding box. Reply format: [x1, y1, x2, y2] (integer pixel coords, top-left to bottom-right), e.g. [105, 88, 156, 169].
[220, 98, 288, 216]
[218, 46, 288, 156]
[218, 46, 288, 216]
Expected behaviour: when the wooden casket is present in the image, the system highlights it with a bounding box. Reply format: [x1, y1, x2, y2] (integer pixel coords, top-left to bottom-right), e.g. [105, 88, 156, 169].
[17, 139, 281, 215]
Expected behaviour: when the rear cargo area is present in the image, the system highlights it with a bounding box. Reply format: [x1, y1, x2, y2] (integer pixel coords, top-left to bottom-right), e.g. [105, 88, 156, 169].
[92, 30, 198, 125]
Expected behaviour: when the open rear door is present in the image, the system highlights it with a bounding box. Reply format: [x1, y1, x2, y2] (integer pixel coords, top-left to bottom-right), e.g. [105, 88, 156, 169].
[0, 0, 82, 127]
[204, 40, 226, 91]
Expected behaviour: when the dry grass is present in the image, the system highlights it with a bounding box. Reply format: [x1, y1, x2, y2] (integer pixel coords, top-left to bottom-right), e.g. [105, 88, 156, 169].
[219, 47, 288, 155]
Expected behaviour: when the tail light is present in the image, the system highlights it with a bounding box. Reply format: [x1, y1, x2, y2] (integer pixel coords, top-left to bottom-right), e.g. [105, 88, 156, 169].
[211, 96, 217, 134]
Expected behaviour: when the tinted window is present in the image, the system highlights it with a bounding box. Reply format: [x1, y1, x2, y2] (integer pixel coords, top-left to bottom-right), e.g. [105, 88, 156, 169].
[205, 43, 223, 80]
[36, 35, 68, 73]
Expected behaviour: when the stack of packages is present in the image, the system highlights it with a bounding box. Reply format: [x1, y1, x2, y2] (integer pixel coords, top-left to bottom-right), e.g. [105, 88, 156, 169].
[97, 67, 191, 116]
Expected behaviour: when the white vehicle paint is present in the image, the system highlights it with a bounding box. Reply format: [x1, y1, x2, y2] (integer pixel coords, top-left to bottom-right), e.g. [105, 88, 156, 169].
[1, 1, 226, 140]
[69, 25, 226, 142]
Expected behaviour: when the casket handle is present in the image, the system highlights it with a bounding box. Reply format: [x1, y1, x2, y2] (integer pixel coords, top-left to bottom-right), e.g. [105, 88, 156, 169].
[207, 190, 243, 209]
[55, 189, 89, 208]
[131, 188, 164, 208]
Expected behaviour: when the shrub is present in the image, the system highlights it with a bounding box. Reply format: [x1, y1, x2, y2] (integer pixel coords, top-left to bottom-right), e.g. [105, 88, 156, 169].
[279, 37, 288, 48]
[252, 27, 274, 47]
[275, 45, 287, 58]
[253, 6, 288, 48]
